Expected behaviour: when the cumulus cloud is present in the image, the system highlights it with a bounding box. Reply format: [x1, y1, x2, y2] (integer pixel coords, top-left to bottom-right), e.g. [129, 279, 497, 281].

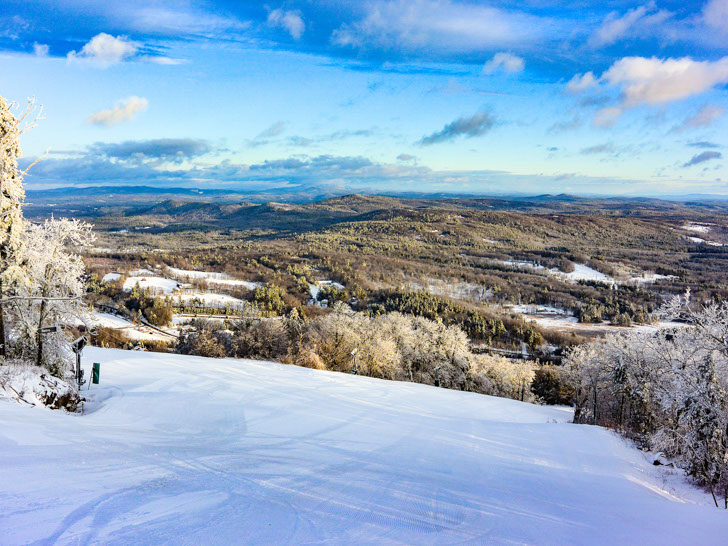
[66, 32, 183, 66]
[582, 56, 728, 126]
[332, 0, 550, 57]
[483, 52, 524, 75]
[566, 72, 598, 93]
[602, 56, 728, 107]
[588, 3, 670, 48]
[671, 105, 725, 133]
[397, 154, 417, 162]
[87, 96, 149, 126]
[683, 150, 722, 167]
[419, 111, 495, 145]
[91, 138, 211, 163]
[268, 9, 305, 40]
[67, 33, 138, 66]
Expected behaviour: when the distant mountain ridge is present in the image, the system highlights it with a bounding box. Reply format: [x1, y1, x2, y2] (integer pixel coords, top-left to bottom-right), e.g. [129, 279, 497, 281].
[23, 186, 728, 222]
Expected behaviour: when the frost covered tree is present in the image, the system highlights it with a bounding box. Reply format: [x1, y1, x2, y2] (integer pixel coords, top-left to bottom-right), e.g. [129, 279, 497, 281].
[0, 97, 42, 357]
[0, 98, 25, 356]
[565, 295, 728, 506]
[10, 218, 94, 374]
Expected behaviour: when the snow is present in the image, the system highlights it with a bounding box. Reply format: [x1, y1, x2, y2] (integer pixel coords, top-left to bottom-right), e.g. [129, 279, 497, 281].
[626, 273, 678, 285]
[510, 304, 578, 320]
[501, 260, 547, 271]
[0, 366, 78, 409]
[171, 293, 247, 307]
[207, 278, 261, 289]
[500, 261, 610, 283]
[123, 276, 179, 294]
[561, 263, 611, 283]
[505, 304, 688, 334]
[309, 280, 345, 301]
[90, 312, 134, 330]
[167, 267, 260, 290]
[129, 268, 155, 276]
[1, 347, 726, 544]
[408, 279, 492, 302]
[101, 273, 121, 283]
[501, 260, 674, 287]
[684, 223, 711, 233]
[167, 267, 219, 279]
[88, 312, 175, 343]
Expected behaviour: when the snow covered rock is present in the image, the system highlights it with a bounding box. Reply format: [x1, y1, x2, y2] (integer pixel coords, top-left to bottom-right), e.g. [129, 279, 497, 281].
[0, 365, 81, 411]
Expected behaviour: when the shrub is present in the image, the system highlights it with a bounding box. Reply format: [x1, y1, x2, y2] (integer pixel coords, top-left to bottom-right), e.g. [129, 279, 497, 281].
[531, 365, 574, 405]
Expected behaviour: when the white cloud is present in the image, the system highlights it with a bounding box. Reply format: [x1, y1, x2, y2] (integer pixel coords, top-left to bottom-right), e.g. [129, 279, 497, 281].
[590, 5, 650, 48]
[566, 72, 598, 93]
[33, 42, 49, 57]
[672, 105, 725, 133]
[87, 96, 149, 126]
[483, 52, 524, 75]
[332, 0, 550, 56]
[268, 9, 305, 40]
[602, 56, 728, 107]
[141, 55, 186, 65]
[67, 33, 138, 66]
[588, 3, 670, 48]
[703, 0, 728, 31]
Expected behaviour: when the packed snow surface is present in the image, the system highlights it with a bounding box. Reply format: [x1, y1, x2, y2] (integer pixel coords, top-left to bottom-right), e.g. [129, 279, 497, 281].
[1, 348, 726, 544]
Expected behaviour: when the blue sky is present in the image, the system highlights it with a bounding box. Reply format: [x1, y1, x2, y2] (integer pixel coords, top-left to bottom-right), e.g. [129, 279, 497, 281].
[1, 0, 727, 197]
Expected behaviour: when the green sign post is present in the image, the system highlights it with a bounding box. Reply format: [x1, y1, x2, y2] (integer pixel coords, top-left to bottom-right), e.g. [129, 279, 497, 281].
[92, 363, 100, 385]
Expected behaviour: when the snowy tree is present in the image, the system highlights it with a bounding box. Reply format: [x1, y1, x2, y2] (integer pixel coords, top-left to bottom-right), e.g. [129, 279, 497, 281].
[0, 97, 43, 357]
[10, 218, 94, 374]
[566, 297, 728, 507]
[0, 99, 24, 356]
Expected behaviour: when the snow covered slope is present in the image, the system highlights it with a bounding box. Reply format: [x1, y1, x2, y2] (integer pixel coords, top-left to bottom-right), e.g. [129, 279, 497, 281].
[1, 348, 726, 544]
